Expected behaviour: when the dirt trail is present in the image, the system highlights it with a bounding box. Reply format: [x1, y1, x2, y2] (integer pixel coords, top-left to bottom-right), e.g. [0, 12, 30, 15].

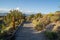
[14, 22, 48, 40]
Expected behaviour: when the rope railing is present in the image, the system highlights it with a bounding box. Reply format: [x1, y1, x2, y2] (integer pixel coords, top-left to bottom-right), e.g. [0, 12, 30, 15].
[5, 22, 24, 40]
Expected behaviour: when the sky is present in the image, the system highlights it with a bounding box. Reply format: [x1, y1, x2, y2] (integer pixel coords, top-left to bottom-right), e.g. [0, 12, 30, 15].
[0, 0, 60, 14]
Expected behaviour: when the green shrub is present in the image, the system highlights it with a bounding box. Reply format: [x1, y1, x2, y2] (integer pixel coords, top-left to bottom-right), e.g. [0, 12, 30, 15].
[34, 13, 43, 19]
[57, 31, 60, 40]
[45, 31, 58, 40]
[0, 31, 7, 39]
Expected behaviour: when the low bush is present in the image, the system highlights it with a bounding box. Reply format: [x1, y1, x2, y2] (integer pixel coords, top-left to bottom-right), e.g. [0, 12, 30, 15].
[34, 22, 45, 31]
[45, 31, 58, 40]
[57, 31, 60, 40]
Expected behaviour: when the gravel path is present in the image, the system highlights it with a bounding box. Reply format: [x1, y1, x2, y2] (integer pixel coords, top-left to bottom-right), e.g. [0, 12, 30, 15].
[14, 22, 48, 40]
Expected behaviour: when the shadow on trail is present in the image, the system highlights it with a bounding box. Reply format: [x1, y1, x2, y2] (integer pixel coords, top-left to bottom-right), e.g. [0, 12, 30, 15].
[10, 23, 24, 40]
[23, 22, 31, 24]
[11, 22, 48, 40]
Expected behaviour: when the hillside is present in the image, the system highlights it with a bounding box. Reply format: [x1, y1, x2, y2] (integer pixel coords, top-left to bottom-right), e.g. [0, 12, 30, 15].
[0, 13, 7, 16]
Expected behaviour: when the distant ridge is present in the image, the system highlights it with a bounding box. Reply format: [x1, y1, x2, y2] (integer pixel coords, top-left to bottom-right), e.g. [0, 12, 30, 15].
[0, 13, 7, 16]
